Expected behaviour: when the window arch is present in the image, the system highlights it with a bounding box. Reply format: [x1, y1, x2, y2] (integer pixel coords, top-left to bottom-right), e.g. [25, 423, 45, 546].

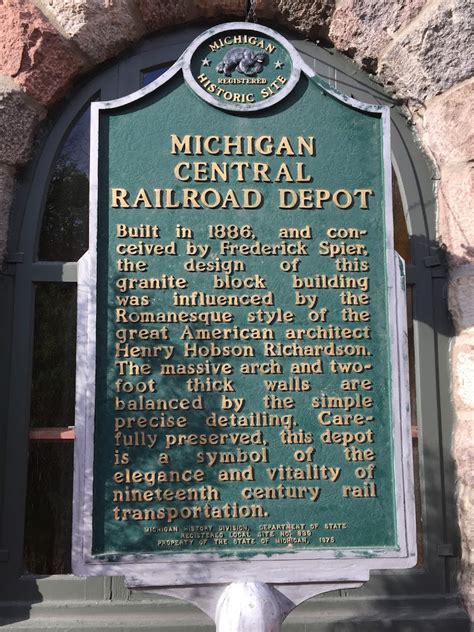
[0, 26, 463, 627]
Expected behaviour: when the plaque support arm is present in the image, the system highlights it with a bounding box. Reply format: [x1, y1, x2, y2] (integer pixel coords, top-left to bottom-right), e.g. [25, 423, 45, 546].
[215, 582, 290, 632]
[139, 581, 365, 630]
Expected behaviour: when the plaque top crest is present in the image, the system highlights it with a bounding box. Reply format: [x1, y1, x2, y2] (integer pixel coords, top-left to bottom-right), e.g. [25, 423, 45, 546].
[183, 23, 300, 111]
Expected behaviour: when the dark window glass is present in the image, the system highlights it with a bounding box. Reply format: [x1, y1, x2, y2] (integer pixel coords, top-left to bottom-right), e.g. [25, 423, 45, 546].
[30, 284, 77, 428]
[25, 79, 419, 575]
[393, 171, 411, 263]
[23, 441, 73, 574]
[38, 104, 92, 262]
[142, 64, 172, 86]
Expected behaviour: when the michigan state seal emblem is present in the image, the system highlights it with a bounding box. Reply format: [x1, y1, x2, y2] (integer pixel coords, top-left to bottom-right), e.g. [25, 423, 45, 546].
[183, 23, 301, 111]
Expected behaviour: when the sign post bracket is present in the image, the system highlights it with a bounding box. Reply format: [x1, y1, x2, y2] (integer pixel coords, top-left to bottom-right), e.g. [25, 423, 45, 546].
[137, 581, 365, 630]
[214, 582, 296, 632]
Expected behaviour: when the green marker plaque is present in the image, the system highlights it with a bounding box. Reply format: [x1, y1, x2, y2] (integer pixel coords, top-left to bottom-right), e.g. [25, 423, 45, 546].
[73, 23, 416, 588]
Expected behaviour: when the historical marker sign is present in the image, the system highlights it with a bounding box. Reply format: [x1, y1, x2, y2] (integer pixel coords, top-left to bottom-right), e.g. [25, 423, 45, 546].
[73, 23, 416, 588]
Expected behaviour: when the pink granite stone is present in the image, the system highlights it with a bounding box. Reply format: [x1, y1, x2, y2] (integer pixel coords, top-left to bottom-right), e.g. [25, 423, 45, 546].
[0, 0, 84, 105]
[329, 0, 426, 72]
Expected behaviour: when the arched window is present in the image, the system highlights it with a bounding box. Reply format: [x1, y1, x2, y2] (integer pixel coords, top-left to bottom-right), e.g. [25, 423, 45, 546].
[1, 26, 463, 627]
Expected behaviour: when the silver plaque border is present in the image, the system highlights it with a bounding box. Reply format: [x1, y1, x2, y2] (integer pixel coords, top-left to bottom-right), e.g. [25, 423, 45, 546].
[72, 22, 417, 587]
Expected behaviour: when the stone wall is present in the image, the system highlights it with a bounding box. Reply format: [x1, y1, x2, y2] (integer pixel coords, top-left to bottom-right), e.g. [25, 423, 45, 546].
[0, 0, 472, 618]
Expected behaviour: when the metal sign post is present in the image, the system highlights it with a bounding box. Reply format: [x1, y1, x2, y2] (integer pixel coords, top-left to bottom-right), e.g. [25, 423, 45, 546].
[72, 22, 416, 628]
